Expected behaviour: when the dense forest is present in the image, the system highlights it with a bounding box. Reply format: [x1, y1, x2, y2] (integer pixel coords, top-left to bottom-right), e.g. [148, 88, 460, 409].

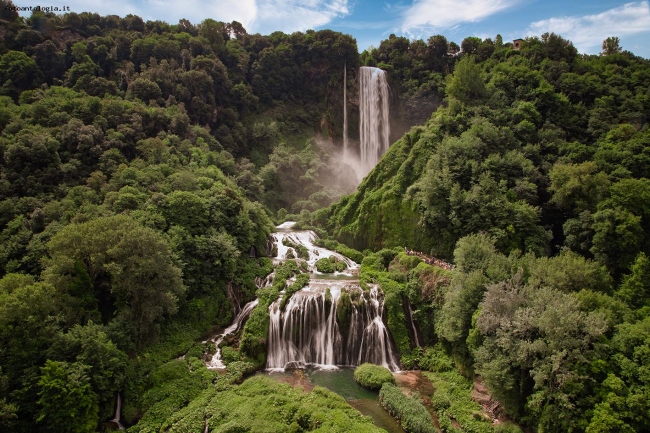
[318, 31, 650, 433]
[1, 0, 649, 432]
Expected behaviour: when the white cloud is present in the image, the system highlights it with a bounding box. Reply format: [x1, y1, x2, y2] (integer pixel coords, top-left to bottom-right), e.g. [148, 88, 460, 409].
[526, 1, 650, 53]
[400, 0, 517, 34]
[14, 0, 350, 34]
[253, 0, 350, 34]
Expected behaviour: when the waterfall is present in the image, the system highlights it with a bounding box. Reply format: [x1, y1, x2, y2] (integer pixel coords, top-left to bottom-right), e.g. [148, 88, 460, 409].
[206, 222, 399, 373]
[266, 283, 399, 371]
[343, 63, 348, 158]
[265, 222, 399, 371]
[111, 392, 124, 430]
[359, 66, 390, 177]
[207, 299, 259, 369]
[406, 298, 421, 348]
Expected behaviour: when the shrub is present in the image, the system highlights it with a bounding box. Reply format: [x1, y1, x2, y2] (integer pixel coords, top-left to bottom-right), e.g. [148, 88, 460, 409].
[220, 346, 241, 365]
[354, 363, 395, 390]
[280, 273, 310, 310]
[314, 238, 365, 263]
[282, 238, 309, 260]
[379, 383, 437, 433]
[316, 256, 347, 273]
[425, 369, 492, 433]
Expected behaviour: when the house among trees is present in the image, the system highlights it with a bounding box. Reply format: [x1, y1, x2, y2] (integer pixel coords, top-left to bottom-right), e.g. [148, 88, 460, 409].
[513, 38, 524, 50]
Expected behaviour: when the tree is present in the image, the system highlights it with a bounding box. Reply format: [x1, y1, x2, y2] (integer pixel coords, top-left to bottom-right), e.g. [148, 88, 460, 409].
[47, 322, 127, 412]
[0, 51, 43, 100]
[616, 252, 650, 308]
[45, 215, 185, 348]
[601, 37, 622, 56]
[0, 0, 18, 21]
[37, 360, 98, 433]
[460, 37, 482, 55]
[446, 55, 485, 103]
[2, 126, 62, 196]
[128, 77, 162, 102]
[476, 273, 607, 425]
[549, 162, 610, 214]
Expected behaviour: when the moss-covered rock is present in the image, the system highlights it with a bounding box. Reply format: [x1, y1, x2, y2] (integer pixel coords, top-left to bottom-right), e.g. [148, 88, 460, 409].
[314, 238, 365, 263]
[354, 363, 396, 390]
[239, 260, 300, 368]
[280, 273, 310, 310]
[336, 290, 352, 337]
[282, 238, 309, 260]
[315, 256, 347, 273]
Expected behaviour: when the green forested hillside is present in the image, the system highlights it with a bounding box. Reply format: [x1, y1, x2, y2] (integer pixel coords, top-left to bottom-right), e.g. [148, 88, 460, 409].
[0, 5, 366, 432]
[320, 34, 650, 433]
[1, 2, 650, 432]
[323, 36, 650, 275]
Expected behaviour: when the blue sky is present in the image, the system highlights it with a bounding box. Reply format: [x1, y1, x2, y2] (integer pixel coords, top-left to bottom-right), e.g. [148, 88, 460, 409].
[15, 0, 650, 57]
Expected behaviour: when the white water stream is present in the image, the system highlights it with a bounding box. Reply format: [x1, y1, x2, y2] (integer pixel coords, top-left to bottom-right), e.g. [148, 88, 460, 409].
[359, 66, 390, 177]
[111, 392, 124, 430]
[206, 299, 259, 369]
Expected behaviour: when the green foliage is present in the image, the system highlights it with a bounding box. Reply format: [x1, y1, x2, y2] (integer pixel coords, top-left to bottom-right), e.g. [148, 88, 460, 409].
[158, 375, 382, 432]
[280, 273, 310, 310]
[446, 56, 486, 103]
[423, 350, 492, 433]
[353, 363, 396, 390]
[379, 382, 437, 433]
[240, 260, 299, 367]
[417, 345, 454, 373]
[45, 215, 185, 348]
[475, 273, 607, 425]
[616, 252, 650, 309]
[127, 357, 215, 431]
[37, 360, 98, 433]
[314, 238, 365, 263]
[315, 256, 347, 273]
[0, 51, 43, 99]
[46, 322, 127, 416]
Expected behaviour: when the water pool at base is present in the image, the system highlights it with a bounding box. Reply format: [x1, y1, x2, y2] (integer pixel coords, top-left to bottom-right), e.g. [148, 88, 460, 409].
[263, 367, 405, 433]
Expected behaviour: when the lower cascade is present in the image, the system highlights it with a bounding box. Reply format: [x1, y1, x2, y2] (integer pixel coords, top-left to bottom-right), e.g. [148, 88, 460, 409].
[266, 283, 399, 371]
[209, 222, 401, 372]
[265, 222, 400, 371]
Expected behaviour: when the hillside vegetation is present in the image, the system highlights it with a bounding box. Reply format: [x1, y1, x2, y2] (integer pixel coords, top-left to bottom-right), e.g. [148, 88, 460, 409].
[1, 2, 649, 432]
[322, 36, 650, 277]
[327, 34, 650, 433]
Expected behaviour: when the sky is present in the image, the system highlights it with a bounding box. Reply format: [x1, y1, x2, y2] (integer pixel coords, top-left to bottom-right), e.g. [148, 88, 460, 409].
[15, 0, 650, 57]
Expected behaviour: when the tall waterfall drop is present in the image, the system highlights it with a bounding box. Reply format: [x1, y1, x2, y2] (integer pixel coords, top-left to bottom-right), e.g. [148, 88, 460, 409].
[359, 66, 390, 177]
[343, 63, 349, 157]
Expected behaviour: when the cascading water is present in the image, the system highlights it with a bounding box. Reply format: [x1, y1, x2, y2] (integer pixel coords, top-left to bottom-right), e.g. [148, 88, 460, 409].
[343, 63, 349, 158]
[406, 298, 421, 348]
[269, 228, 357, 272]
[265, 222, 400, 371]
[359, 66, 390, 177]
[204, 222, 400, 373]
[206, 299, 259, 369]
